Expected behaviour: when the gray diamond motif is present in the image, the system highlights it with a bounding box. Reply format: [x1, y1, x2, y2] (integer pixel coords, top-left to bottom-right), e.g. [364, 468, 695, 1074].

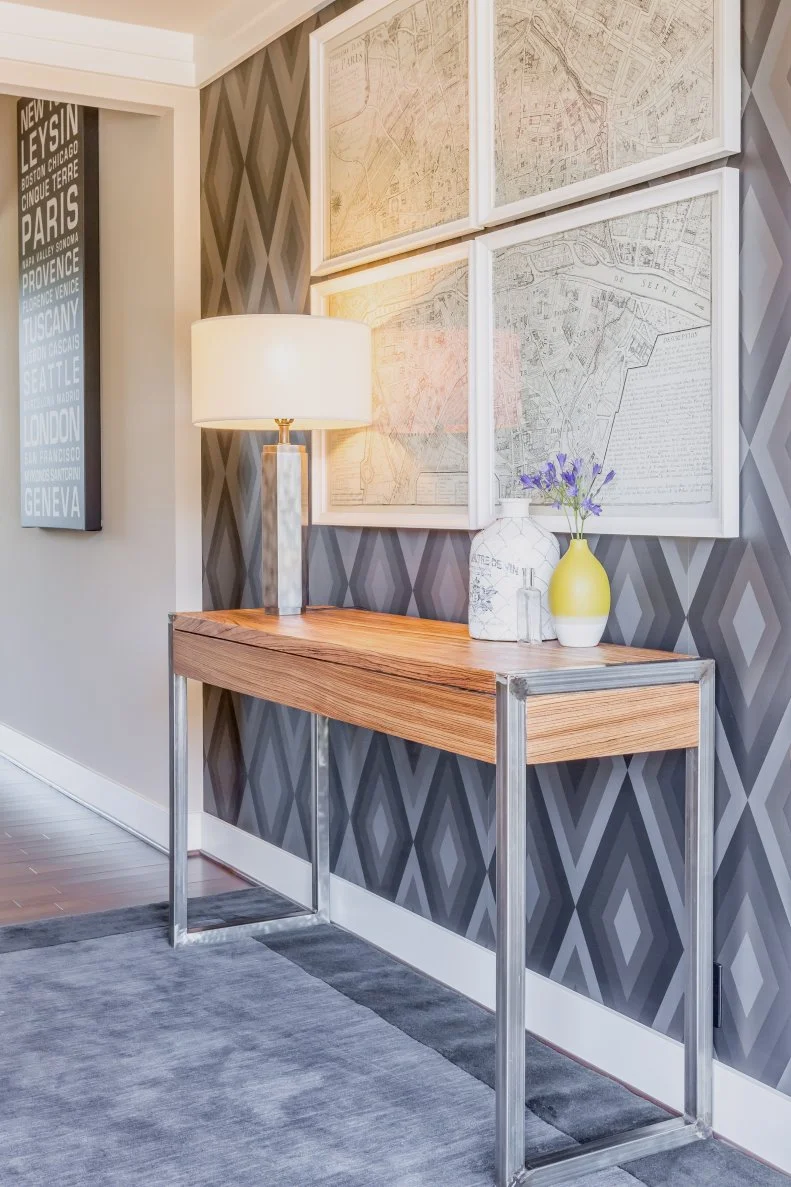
[732, 933, 764, 1017]
[614, 572, 642, 643]
[526, 855, 540, 919]
[613, 888, 641, 964]
[214, 135, 236, 223]
[733, 582, 765, 666]
[372, 802, 389, 859]
[439, 824, 460, 886]
[739, 185, 783, 353]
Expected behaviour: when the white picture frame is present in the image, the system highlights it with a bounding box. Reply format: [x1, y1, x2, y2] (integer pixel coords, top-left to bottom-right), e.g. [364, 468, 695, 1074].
[309, 0, 479, 276]
[311, 242, 489, 529]
[475, 169, 740, 538]
[476, 0, 741, 228]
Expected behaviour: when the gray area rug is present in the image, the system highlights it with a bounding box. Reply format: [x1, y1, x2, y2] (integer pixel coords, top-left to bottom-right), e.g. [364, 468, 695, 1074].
[263, 926, 788, 1186]
[2, 929, 538, 1186]
[0, 887, 292, 953]
[0, 894, 787, 1185]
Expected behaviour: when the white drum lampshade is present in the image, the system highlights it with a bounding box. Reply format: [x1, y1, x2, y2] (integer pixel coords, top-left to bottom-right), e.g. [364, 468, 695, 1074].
[191, 314, 372, 615]
[191, 314, 371, 431]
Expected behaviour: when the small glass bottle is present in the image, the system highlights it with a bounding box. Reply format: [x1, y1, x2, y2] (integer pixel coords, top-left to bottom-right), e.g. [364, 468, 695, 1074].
[516, 568, 543, 644]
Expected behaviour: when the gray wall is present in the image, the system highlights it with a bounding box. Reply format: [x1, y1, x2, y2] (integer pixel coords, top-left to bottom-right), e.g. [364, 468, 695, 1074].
[200, 0, 791, 1094]
[0, 101, 177, 809]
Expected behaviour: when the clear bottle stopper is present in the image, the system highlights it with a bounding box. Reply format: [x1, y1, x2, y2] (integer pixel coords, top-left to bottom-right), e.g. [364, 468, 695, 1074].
[517, 568, 543, 644]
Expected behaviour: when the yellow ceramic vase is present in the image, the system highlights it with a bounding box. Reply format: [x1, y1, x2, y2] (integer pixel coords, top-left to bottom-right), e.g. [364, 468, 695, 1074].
[548, 539, 611, 647]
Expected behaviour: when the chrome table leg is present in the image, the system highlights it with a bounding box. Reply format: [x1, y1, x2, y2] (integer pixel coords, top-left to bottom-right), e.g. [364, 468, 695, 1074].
[684, 660, 715, 1132]
[495, 676, 527, 1187]
[311, 713, 331, 921]
[494, 660, 715, 1187]
[168, 619, 331, 949]
[169, 617, 189, 947]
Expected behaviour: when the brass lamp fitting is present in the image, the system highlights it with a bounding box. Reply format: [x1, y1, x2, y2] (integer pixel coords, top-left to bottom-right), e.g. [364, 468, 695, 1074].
[274, 418, 294, 444]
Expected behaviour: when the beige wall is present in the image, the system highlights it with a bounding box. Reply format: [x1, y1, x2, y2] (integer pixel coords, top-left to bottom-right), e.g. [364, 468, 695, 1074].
[0, 96, 177, 809]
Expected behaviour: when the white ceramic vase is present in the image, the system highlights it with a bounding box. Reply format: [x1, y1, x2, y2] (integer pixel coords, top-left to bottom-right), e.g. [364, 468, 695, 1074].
[468, 499, 559, 641]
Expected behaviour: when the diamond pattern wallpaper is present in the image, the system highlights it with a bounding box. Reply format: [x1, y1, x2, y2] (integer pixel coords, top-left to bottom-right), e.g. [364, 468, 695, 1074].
[200, 0, 791, 1094]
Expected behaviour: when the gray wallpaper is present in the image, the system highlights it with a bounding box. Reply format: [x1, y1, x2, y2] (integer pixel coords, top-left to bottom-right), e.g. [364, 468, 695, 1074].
[200, 0, 791, 1095]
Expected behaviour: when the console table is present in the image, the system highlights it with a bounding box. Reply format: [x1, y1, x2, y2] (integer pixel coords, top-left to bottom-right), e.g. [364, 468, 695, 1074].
[168, 607, 714, 1187]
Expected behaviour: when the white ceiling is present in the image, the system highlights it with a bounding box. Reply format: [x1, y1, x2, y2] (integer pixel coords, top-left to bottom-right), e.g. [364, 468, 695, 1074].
[2, 0, 322, 87]
[8, 0, 229, 32]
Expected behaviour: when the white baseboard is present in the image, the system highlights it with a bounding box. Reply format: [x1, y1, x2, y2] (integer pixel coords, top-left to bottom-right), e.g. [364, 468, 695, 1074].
[0, 722, 202, 851]
[202, 814, 312, 904]
[203, 821, 791, 1177]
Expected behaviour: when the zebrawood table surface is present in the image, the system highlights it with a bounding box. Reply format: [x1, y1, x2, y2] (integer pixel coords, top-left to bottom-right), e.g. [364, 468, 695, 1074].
[172, 607, 700, 765]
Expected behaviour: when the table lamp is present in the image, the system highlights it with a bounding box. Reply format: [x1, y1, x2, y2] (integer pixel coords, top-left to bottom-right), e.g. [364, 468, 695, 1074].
[192, 314, 372, 615]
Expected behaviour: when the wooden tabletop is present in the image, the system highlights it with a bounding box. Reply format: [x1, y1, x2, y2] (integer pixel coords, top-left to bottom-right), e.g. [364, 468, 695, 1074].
[172, 607, 690, 696]
[171, 607, 700, 764]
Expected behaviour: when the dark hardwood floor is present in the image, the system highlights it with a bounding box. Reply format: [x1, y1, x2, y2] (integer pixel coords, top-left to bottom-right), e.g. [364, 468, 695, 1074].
[0, 756, 250, 925]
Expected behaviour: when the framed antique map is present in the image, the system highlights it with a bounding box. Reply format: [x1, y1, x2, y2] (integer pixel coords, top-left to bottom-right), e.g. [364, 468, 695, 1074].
[310, 0, 478, 274]
[477, 0, 741, 225]
[311, 243, 488, 528]
[476, 169, 739, 537]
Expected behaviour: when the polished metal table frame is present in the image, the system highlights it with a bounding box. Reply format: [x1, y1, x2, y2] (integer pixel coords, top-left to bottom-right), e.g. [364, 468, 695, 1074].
[495, 660, 714, 1185]
[168, 622, 331, 947]
[168, 616, 714, 1187]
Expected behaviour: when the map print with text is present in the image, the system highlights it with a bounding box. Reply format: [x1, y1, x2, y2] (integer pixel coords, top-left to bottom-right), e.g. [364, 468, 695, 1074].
[327, 0, 469, 258]
[493, 194, 714, 508]
[327, 260, 469, 511]
[495, 0, 714, 206]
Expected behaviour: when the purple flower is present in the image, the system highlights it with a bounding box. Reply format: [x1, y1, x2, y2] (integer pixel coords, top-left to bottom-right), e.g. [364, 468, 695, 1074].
[520, 455, 613, 535]
[559, 471, 578, 498]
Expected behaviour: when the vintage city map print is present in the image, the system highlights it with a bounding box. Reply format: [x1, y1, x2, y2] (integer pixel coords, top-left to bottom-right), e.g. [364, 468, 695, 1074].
[493, 193, 714, 510]
[325, 0, 469, 259]
[323, 258, 470, 517]
[494, 0, 715, 207]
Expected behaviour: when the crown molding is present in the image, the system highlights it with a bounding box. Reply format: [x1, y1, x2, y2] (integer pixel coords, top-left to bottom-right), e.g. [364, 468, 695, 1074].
[0, 0, 195, 86]
[194, 0, 331, 86]
[0, 0, 336, 90]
